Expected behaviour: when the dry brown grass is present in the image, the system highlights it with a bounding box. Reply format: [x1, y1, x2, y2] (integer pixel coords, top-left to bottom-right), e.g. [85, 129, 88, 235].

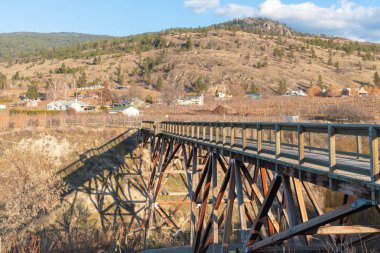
[144, 96, 380, 123]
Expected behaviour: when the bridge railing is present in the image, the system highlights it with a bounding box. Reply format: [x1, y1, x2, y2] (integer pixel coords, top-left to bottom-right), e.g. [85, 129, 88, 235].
[142, 121, 380, 193]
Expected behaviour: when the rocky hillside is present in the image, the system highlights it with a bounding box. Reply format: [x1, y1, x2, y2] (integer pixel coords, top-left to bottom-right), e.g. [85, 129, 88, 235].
[216, 18, 295, 36]
[0, 18, 380, 100]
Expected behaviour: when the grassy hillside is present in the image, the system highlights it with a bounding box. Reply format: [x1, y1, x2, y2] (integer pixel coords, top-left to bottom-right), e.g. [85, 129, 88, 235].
[0, 18, 380, 100]
[0, 32, 109, 60]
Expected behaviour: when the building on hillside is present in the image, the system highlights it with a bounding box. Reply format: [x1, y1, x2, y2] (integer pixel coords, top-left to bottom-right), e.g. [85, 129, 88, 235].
[47, 100, 93, 112]
[356, 87, 368, 97]
[70, 100, 93, 112]
[285, 116, 300, 122]
[108, 105, 128, 114]
[0, 104, 6, 110]
[284, 89, 307, 97]
[122, 106, 140, 117]
[78, 84, 104, 90]
[177, 94, 204, 106]
[246, 93, 262, 99]
[341, 87, 368, 97]
[216, 92, 226, 98]
[341, 87, 352, 96]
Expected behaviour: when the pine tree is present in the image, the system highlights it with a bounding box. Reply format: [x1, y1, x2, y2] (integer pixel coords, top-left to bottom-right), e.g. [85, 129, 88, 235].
[186, 37, 193, 51]
[194, 77, 208, 93]
[77, 71, 87, 88]
[116, 64, 124, 85]
[334, 61, 340, 71]
[156, 76, 163, 91]
[374, 72, 380, 87]
[0, 72, 7, 89]
[249, 83, 258, 94]
[327, 50, 333, 65]
[26, 84, 39, 99]
[317, 75, 324, 88]
[277, 79, 287, 95]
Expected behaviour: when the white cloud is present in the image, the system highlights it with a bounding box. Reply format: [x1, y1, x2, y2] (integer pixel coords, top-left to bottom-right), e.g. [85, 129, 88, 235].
[216, 4, 256, 18]
[184, 0, 220, 13]
[186, 0, 380, 42]
[256, 0, 380, 41]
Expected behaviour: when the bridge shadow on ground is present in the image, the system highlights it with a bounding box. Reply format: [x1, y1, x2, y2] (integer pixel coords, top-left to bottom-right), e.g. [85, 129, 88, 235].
[56, 129, 149, 251]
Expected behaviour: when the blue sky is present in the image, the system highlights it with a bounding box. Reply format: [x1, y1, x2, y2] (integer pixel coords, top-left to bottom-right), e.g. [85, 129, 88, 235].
[1, 0, 380, 42]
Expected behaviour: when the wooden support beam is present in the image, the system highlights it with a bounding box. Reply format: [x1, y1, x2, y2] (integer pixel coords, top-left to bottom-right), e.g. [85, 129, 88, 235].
[235, 161, 248, 243]
[193, 159, 213, 253]
[311, 225, 380, 235]
[261, 167, 275, 236]
[222, 161, 236, 253]
[293, 178, 310, 244]
[246, 199, 372, 252]
[191, 147, 198, 247]
[245, 174, 282, 247]
[211, 153, 218, 252]
[293, 178, 309, 222]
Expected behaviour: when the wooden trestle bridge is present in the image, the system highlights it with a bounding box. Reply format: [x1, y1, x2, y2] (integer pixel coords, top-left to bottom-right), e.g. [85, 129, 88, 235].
[139, 121, 380, 252]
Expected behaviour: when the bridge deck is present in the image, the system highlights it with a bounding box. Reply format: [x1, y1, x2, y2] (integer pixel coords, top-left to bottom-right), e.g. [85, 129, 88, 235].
[142, 121, 380, 204]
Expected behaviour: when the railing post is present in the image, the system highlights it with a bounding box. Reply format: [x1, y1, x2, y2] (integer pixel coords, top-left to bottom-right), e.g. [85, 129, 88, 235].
[216, 125, 220, 145]
[298, 125, 304, 165]
[257, 124, 262, 154]
[356, 135, 363, 159]
[210, 123, 213, 143]
[243, 124, 247, 151]
[202, 123, 206, 142]
[197, 124, 200, 140]
[223, 124, 227, 147]
[369, 126, 379, 203]
[275, 124, 281, 159]
[309, 132, 312, 152]
[231, 123, 235, 148]
[328, 126, 336, 181]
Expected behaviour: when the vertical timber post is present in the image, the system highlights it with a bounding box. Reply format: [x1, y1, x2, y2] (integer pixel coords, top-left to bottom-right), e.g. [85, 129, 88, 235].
[257, 124, 262, 155]
[369, 126, 379, 203]
[191, 147, 198, 248]
[235, 161, 247, 244]
[211, 153, 218, 252]
[216, 125, 220, 145]
[275, 124, 281, 159]
[231, 123, 235, 148]
[243, 124, 247, 151]
[328, 126, 336, 188]
[356, 135, 363, 159]
[223, 124, 227, 147]
[298, 125, 304, 165]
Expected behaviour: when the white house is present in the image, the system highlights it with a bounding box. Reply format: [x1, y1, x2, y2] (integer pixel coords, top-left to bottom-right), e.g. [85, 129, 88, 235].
[47, 100, 93, 112]
[284, 89, 307, 97]
[0, 104, 6, 110]
[216, 92, 226, 98]
[70, 100, 93, 112]
[122, 106, 140, 117]
[177, 94, 204, 106]
[78, 84, 104, 91]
